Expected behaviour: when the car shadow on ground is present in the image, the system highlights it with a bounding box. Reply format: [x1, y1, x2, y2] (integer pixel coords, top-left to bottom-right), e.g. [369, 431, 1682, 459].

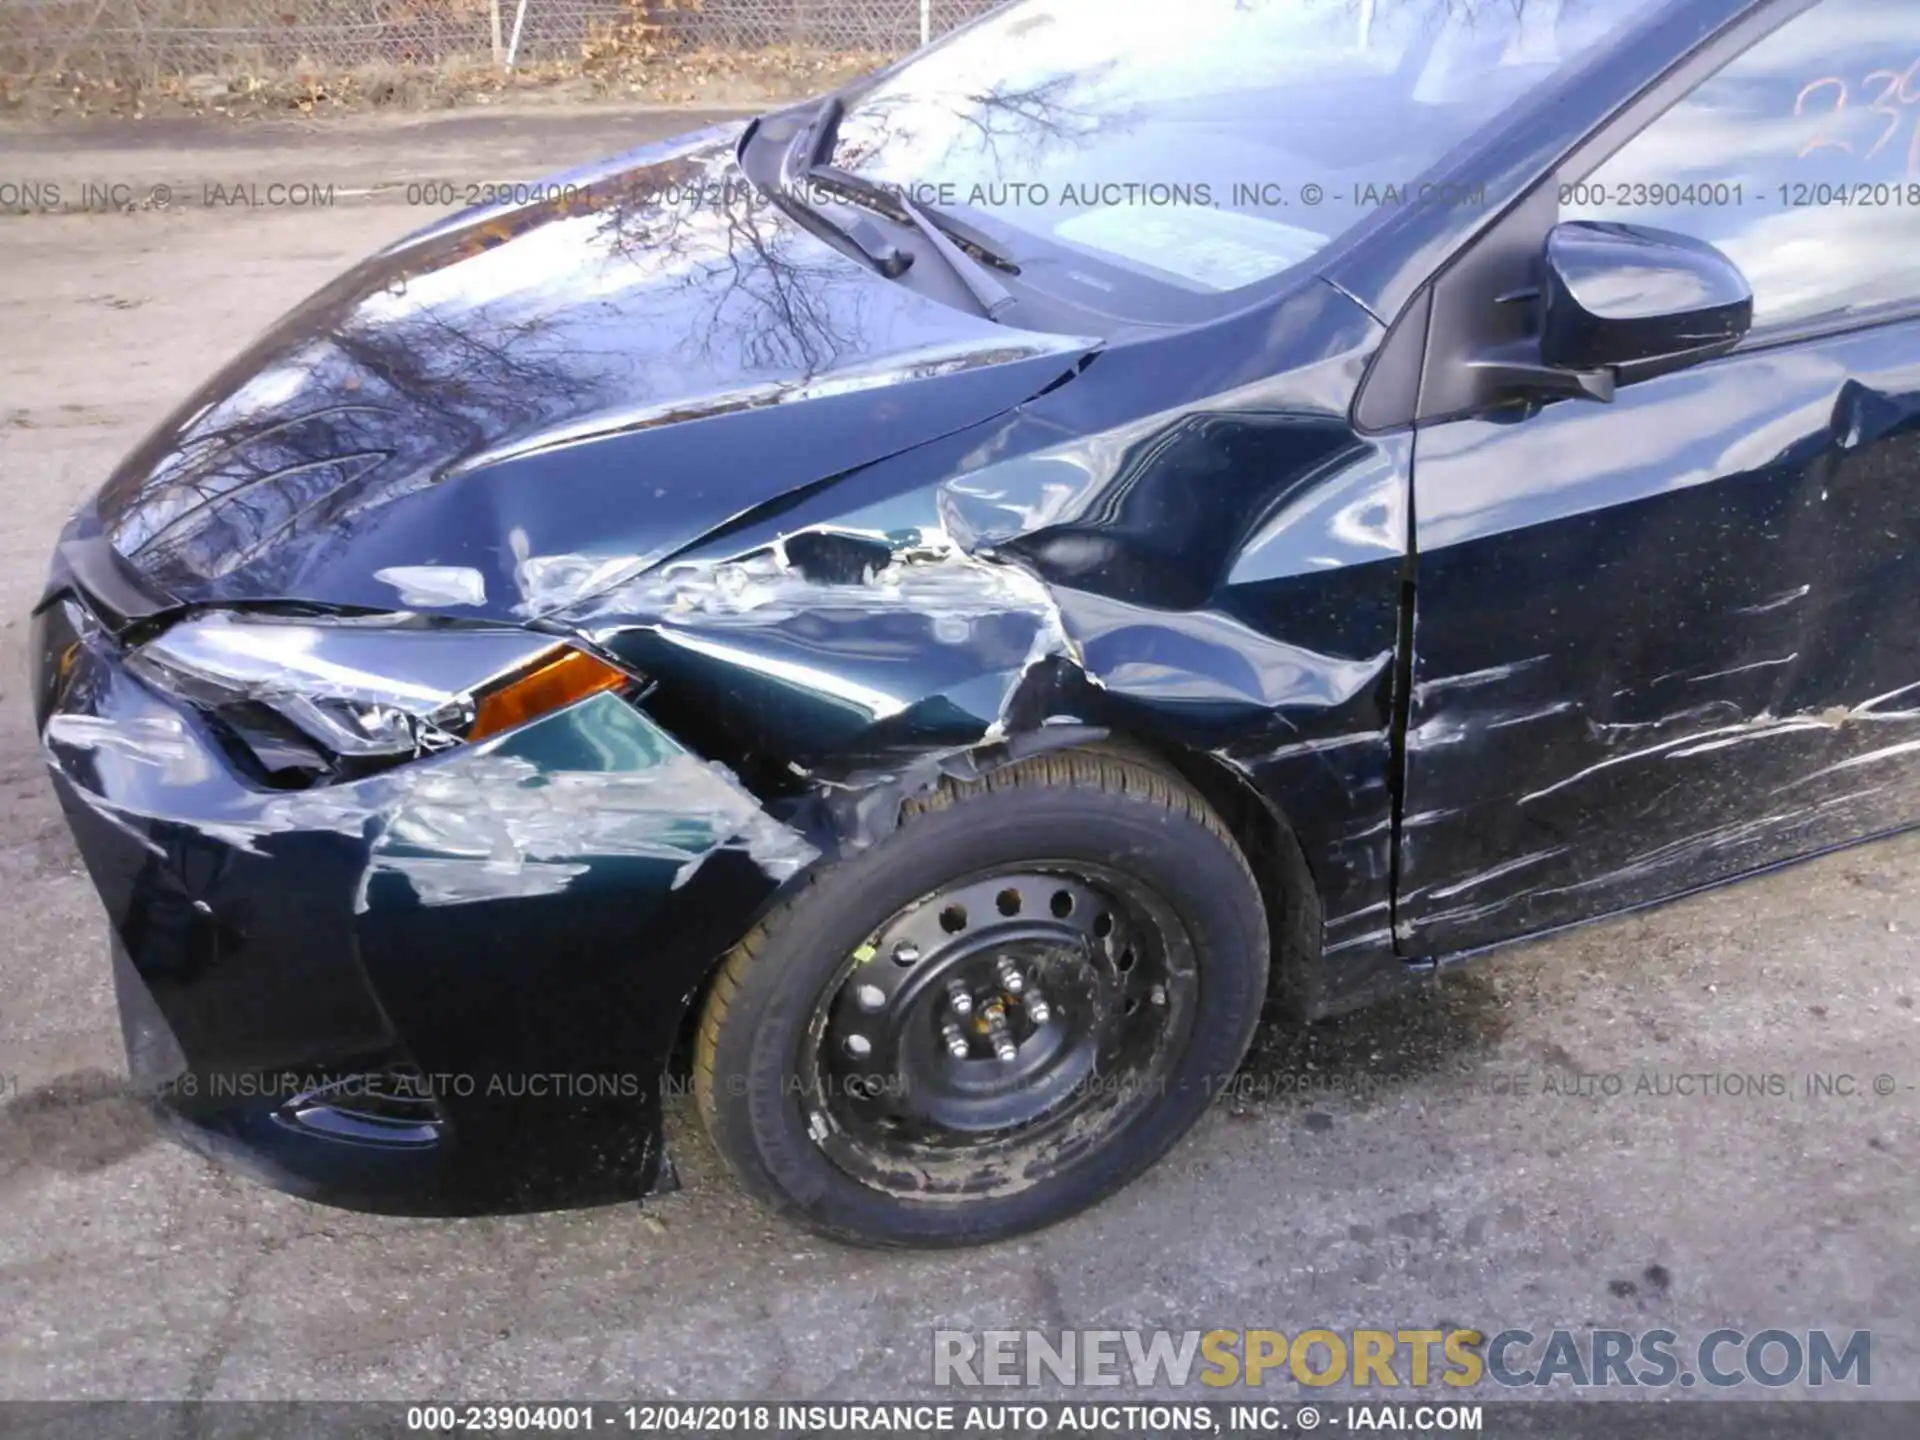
[0, 1067, 158, 1183]
[1225, 968, 1513, 1122]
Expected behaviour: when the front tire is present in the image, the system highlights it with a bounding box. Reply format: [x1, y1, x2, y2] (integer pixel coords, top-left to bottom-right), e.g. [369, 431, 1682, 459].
[693, 749, 1269, 1247]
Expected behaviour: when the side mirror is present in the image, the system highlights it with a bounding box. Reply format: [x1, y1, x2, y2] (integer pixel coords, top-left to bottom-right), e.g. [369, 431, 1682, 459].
[1542, 221, 1753, 384]
[1469, 221, 1753, 404]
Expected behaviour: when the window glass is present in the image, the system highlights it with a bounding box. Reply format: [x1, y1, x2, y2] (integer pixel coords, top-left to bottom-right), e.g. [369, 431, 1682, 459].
[1563, 0, 1920, 330]
[833, 0, 1660, 310]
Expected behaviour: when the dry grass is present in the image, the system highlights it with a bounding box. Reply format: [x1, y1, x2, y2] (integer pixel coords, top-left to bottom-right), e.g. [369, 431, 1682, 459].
[0, 46, 888, 120]
[0, 1, 890, 122]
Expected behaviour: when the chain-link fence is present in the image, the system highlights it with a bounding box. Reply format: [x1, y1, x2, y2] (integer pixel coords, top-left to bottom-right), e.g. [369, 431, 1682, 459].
[1, 0, 1006, 78]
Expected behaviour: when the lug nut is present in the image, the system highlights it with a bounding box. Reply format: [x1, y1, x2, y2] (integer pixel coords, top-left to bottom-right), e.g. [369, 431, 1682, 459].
[945, 980, 974, 1018]
[854, 983, 886, 1012]
[1025, 987, 1053, 1026]
[995, 957, 1026, 994]
[843, 1034, 873, 1060]
[982, 1000, 1018, 1062]
[941, 1021, 970, 1059]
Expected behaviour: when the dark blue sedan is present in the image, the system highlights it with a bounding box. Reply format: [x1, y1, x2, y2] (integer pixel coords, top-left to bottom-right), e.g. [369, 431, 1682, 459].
[31, 0, 1920, 1244]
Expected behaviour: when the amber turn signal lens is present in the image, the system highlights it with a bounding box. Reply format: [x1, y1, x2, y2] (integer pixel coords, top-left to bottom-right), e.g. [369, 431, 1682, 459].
[468, 647, 630, 742]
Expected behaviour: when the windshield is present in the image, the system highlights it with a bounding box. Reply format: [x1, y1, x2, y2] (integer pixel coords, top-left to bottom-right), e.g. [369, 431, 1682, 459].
[831, 0, 1663, 312]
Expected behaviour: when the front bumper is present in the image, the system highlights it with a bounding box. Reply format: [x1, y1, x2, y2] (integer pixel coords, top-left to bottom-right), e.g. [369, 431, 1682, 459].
[32, 593, 805, 1214]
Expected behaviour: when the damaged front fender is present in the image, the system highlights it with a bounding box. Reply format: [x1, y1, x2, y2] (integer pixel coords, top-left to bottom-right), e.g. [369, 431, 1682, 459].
[530, 281, 1410, 1014]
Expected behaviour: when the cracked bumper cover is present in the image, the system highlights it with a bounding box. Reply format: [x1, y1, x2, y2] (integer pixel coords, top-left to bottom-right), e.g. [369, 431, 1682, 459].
[32, 596, 815, 1215]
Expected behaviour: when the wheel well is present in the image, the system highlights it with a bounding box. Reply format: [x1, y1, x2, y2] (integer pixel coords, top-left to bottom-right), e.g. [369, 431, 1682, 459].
[670, 732, 1325, 1073]
[1085, 736, 1322, 1019]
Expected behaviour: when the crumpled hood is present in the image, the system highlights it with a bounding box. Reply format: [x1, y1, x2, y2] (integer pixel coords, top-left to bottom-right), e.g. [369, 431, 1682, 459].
[78, 125, 1094, 623]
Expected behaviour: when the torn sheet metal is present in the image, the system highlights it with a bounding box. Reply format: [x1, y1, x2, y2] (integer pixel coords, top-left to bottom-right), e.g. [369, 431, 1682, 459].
[368, 745, 820, 902]
[44, 713, 212, 788]
[570, 525, 1064, 640]
[44, 663, 817, 912]
[507, 284, 1411, 1011]
[375, 565, 488, 608]
[559, 524, 1079, 765]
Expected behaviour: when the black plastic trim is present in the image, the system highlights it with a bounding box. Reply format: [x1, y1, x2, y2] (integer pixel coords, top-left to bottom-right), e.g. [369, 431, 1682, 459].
[1412, 0, 1821, 427]
[1352, 286, 1433, 435]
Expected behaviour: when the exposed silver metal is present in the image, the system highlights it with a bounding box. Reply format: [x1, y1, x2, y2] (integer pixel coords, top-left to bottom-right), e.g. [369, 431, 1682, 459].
[982, 1000, 1018, 1063]
[940, 1020, 971, 1059]
[995, 956, 1026, 994]
[945, 979, 974, 1017]
[1025, 988, 1053, 1026]
[854, 983, 886, 1012]
[843, 1033, 873, 1060]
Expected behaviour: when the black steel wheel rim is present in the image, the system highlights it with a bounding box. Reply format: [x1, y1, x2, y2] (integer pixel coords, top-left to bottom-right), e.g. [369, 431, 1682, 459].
[798, 862, 1199, 1201]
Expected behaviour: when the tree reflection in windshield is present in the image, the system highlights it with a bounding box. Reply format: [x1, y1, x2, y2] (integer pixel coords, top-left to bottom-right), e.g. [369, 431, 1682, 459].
[833, 0, 1661, 297]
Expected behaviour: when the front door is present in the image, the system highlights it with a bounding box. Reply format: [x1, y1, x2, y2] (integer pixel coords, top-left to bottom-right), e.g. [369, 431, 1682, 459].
[1398, 0, 1920, 955]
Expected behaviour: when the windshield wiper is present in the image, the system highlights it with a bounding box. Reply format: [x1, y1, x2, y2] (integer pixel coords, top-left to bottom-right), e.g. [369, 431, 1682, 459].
[772, 95, 1023, 320]
[789, 94, 1021, 273]
[806, 163, 1021, 275]
[773, 195, 915, 279]
[896, 191, 1020, 321]
[744, 103, 907, 278]
[804, 164, 1017, 322]
[793, 95, 847, 176]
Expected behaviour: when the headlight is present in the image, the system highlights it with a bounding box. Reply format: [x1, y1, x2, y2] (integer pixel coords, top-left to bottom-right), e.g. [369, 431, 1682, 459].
[126, 612, 631, 762]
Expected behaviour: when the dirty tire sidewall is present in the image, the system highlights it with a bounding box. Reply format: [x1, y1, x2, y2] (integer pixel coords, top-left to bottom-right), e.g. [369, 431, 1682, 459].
[699, 758, 1268, 1247]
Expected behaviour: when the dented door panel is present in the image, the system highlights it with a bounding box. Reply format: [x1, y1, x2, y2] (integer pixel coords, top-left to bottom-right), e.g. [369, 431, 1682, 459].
[1402, 321, 1920, 955]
